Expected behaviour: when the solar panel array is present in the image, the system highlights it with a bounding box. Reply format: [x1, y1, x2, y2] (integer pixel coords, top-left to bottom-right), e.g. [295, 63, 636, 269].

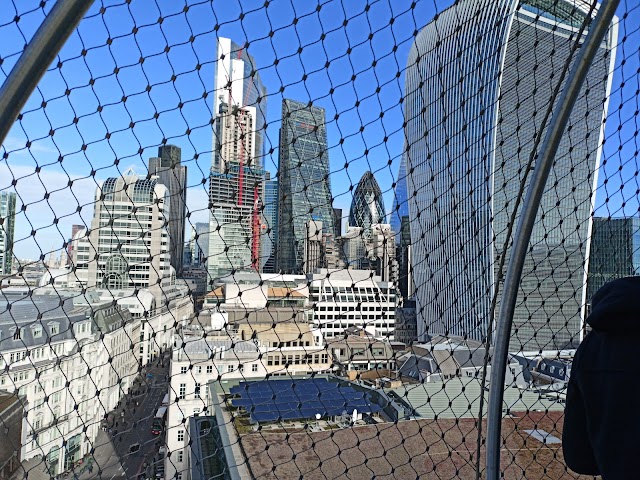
[229, 378, 383, 423]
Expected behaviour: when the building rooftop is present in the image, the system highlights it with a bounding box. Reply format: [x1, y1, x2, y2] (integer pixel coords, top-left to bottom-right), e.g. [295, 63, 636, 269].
[180, 338, 259, 357]
[240, 411, 576, 479]
[391, 378, 564, 419]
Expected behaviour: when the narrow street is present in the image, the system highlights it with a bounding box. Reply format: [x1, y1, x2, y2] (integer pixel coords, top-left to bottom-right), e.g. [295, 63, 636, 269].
[106, 356, 170, 479]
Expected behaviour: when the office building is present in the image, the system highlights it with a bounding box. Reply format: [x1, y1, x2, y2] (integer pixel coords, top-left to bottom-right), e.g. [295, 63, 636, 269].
[208, 39, 266, 283]
[0, 291, 139, 476]
[396, 215, 413, 300]
[587, 217, 640, 304]
[212, 37, 267, 171]
[390, 155, 410, 241]
[166, 319, 331, 480]
[368, 223, 397, 284]
[80, 170, 172, 297]
[0, 192, 16, 275]
[149, 144, 187, 275]
[302, 220, 341, 273]
[307, 269, 397, 343]
[341, 226, 366, 269]
[405, 0, 617, 349]
[208, 102, 265, 280]
[277, 99, 335, 273]
[333, 207, 343, 238]
[349, 171, 385, 239]
[188, 222, 209, 267]
[65, 224, 84, 266]
[262, 172, 278, 273]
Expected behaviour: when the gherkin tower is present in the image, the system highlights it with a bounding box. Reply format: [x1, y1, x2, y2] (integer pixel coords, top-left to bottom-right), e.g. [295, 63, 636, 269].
[349, 171, 385, 238]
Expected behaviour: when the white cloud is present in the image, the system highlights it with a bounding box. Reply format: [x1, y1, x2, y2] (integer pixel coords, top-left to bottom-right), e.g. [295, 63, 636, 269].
[1, 163, 98, 260]
[2, 163, 213, 259]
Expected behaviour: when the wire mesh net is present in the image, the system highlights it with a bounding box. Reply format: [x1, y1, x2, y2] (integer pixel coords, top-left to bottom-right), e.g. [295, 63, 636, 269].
[0, 0, 638, 479]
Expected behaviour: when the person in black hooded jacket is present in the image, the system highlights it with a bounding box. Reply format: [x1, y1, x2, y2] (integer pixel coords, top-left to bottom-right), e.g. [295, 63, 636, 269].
[563, 276, 640, 479]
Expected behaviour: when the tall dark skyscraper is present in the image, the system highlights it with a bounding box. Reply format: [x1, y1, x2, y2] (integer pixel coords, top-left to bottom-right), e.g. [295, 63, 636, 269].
[262, 172, 278, 273]
[587, 217, 640, 304]
[277, 99, 335, 273]
[349, 171, 385, 238]
[148, 144, 187, 276]
[405, 0, 617, 350]
[0, 192, 16, 275]
[333, 208, 343, 238]
[391, 154, 410, 243]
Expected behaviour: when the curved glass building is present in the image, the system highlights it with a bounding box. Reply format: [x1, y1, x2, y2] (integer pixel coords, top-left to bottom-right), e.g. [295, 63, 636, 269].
[349, 171, 385, 238]
[405, 0, 617, 350]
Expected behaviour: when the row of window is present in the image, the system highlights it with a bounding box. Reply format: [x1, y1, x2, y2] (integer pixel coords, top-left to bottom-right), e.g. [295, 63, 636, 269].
[8, 321, 61, 341]
[0, 343, 65, 367]
[316, 294, 394, 303]
[320, 322, 392, 330]
[266, 353, 328, 366]
[317, 305, 392, 312]
[270, 340, 311, 348]
[315, 315, 392, 322]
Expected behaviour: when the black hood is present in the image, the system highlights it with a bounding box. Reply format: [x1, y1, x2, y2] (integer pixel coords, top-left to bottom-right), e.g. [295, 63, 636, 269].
[587, 276, 640, 332]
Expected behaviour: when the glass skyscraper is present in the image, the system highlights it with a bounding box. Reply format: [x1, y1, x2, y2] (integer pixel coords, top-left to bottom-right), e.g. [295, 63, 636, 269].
[405, 0, 617, 350]
[390, 154, 410, 243]
[208, 38, 267, 283]
[262, 172, 278, 273]
[212, 37, 267, 170]
[277, 99, 335, 274]
[149, 144, 186, 275]
[0, 191, 16, 275]
[587, 217, 640, 304]
[349, 171, 385, 239]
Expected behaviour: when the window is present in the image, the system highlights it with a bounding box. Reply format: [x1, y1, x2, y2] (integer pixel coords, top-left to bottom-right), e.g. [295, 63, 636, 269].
[180, 366, 187, 374]
[251, 364, 258, 372]
[176, 450, 183, 462]
[179, 384, 186, 400]
[227, 365, 234, 373]
[195, 383, 201, 398]
[206, 366, 213, 374]
[195, 366, 202, 374]
[13, 329, 20, 340]
[32, 326, 42, 338]
[177, 429, 184, 442]
[49, 323, 59, 335]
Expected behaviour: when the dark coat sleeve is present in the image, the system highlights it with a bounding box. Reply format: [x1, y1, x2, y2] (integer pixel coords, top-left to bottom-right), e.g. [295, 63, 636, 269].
[562, 363, 599, 476]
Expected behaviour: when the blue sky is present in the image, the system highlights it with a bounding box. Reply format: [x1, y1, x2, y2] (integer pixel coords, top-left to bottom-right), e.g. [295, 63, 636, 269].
[1, 0, 639, 260]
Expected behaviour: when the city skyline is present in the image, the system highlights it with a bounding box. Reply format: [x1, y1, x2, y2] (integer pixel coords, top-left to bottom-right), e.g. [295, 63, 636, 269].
[1, 0, 637, 261]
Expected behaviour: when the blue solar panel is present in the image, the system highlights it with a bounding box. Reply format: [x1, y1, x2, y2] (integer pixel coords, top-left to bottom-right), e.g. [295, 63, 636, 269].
[233, 378, 382, 424]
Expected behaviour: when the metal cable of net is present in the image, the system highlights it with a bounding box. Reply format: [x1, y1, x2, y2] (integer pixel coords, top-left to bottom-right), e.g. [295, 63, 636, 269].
[0, 0, 636, 479]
